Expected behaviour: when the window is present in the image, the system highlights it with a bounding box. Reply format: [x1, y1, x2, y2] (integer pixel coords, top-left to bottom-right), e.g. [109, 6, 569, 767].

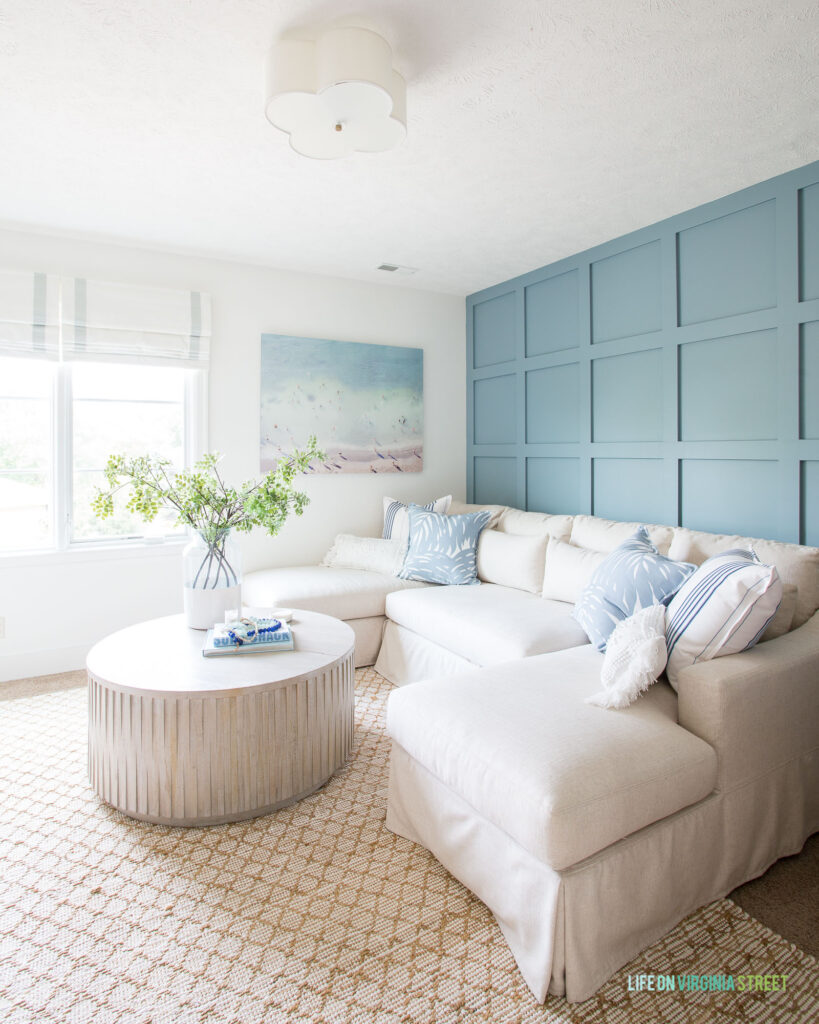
[71, 363, 189, 543]
[0, 271, 210, 556]
[0, 358, 205, 554]
[0, 358, 52, 551]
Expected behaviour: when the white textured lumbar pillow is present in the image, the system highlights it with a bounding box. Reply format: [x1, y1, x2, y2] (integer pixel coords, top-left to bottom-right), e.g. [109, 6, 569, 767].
[586, 605, 668, 710]
[322, 534, 405, 576]
[541, 537, 607, 603]
[665, 548, 782, 689]
[477, 529, 547, 594]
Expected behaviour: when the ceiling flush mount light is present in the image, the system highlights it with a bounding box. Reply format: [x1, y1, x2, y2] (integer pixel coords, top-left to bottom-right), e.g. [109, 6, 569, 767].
[265, 27, 406, 159]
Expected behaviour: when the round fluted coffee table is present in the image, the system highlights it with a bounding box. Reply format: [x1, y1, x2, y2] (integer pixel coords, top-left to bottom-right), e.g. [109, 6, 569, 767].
[86, 611, 355, 826]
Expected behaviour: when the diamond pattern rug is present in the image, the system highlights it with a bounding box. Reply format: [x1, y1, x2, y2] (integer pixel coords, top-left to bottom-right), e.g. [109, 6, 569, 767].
[0, 668, 816, 1023]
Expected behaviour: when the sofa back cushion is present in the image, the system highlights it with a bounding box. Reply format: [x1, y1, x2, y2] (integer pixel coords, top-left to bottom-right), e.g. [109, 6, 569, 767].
[571, 515, 674, 556]
[668, 527, 819, 629]
[541, 538, 607, 603]
[448, 502, 574, 542]
[761, 583, 797, 641]
[497, 507, 574, 541]
[447, 500, 505, 529]
[477, 529, 547, 594]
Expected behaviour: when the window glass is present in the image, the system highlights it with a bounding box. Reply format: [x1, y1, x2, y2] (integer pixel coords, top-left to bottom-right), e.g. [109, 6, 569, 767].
[71, 363, 187, 542]
[0, 357, 53, 551]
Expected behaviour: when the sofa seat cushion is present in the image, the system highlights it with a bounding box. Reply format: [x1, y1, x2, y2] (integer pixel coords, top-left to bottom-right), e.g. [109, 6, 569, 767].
[242, 566, 428, 620]
[384, 583, 589, 666]
[386, 645, 718, 870]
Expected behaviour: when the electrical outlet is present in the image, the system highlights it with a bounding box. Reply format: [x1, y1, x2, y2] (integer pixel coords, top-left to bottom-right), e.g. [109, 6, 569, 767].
[0, 617, 5, 638]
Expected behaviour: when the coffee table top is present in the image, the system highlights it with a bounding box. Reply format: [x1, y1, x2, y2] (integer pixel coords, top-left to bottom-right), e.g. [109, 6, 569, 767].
[86, 611, 355, 698]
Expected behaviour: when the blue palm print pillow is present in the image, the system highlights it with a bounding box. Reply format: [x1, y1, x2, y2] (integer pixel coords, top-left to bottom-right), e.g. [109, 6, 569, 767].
[573, 527, 696, 651]
[398, 506, 492, 585]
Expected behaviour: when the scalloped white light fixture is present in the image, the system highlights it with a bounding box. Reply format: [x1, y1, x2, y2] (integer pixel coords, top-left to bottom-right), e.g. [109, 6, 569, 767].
[264, 27, 407, 160]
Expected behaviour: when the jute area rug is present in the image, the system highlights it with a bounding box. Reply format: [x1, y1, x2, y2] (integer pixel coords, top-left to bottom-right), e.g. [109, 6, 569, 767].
[1, 668, 816, 1024]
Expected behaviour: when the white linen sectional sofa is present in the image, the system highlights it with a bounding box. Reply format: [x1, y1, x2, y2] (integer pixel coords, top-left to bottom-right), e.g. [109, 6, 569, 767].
[243, 502, 819, 1003]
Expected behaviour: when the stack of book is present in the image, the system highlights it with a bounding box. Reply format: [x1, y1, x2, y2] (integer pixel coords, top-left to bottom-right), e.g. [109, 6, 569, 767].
[202, 617, 294, 657]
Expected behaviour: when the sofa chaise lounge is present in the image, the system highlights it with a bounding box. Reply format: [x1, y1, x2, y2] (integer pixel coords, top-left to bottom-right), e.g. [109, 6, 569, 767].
[243, 503, 819, 1002]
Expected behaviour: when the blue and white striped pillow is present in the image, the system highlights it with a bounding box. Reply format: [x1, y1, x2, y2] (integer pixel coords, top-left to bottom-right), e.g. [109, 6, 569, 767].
[665, 548, 782, 689]
[382, 494, 452, 548]
[573, 527, 696, 651]
[398, 506, 492, 585]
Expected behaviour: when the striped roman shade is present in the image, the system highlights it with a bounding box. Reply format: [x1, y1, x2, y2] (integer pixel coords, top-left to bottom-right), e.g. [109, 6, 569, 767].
[0, 270, 210, 366]
[0, 269, 61, 359]
[60, 278, 211, 366]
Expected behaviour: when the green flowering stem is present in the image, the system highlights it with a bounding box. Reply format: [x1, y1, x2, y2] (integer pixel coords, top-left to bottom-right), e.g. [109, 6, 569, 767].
[91, 438, 325, 587]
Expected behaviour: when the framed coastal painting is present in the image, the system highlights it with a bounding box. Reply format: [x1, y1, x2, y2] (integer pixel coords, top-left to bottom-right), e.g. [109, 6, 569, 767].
[260, 334, 423, 473]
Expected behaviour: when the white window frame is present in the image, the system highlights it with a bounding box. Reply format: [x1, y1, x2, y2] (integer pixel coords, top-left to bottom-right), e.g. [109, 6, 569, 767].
[1, 360, 207, 564]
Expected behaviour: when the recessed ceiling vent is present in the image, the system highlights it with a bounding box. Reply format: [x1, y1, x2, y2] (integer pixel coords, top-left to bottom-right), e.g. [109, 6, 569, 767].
[377, 263, 418, 275]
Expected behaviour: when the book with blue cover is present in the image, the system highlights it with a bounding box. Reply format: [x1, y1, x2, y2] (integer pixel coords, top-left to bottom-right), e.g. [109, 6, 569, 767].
[202, 618, 294, 657]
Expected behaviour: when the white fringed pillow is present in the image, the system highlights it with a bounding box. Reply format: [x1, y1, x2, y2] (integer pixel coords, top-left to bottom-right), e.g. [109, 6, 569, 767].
[322, 534, 405, 576]
[585, 605, 668, 710]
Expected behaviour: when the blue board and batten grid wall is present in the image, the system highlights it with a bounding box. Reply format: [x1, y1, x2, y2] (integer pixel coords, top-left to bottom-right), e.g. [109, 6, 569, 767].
[466, 160, 819, 545]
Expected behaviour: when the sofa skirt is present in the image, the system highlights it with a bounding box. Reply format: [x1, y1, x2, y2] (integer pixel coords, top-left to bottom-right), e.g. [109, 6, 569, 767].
[386, 740, 818, 1003]
[375, 621, 473, 684]
[348, 616, 386, 667]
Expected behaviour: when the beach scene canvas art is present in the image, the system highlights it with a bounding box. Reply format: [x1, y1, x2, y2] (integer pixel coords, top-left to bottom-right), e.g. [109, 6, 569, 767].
[260, 335, 423, 473]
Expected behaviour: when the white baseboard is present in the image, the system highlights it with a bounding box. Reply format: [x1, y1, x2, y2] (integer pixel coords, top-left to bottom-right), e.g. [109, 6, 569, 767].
[0, 645, 90, 684]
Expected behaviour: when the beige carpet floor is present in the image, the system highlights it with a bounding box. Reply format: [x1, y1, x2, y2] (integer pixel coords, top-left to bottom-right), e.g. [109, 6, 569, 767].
[0, 668, 817, 1024]
[732, 833, 819, 958]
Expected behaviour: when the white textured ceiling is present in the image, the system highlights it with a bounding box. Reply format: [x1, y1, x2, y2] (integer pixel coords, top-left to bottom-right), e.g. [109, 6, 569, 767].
[0, 0, 817, 295]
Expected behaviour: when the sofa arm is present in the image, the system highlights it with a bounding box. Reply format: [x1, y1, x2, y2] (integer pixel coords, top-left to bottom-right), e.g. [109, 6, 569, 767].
[675, 613, 819, 793]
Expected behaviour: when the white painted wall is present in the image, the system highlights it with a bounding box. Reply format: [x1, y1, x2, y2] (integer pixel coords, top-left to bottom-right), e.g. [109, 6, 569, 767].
[0, 227, 465, 681]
